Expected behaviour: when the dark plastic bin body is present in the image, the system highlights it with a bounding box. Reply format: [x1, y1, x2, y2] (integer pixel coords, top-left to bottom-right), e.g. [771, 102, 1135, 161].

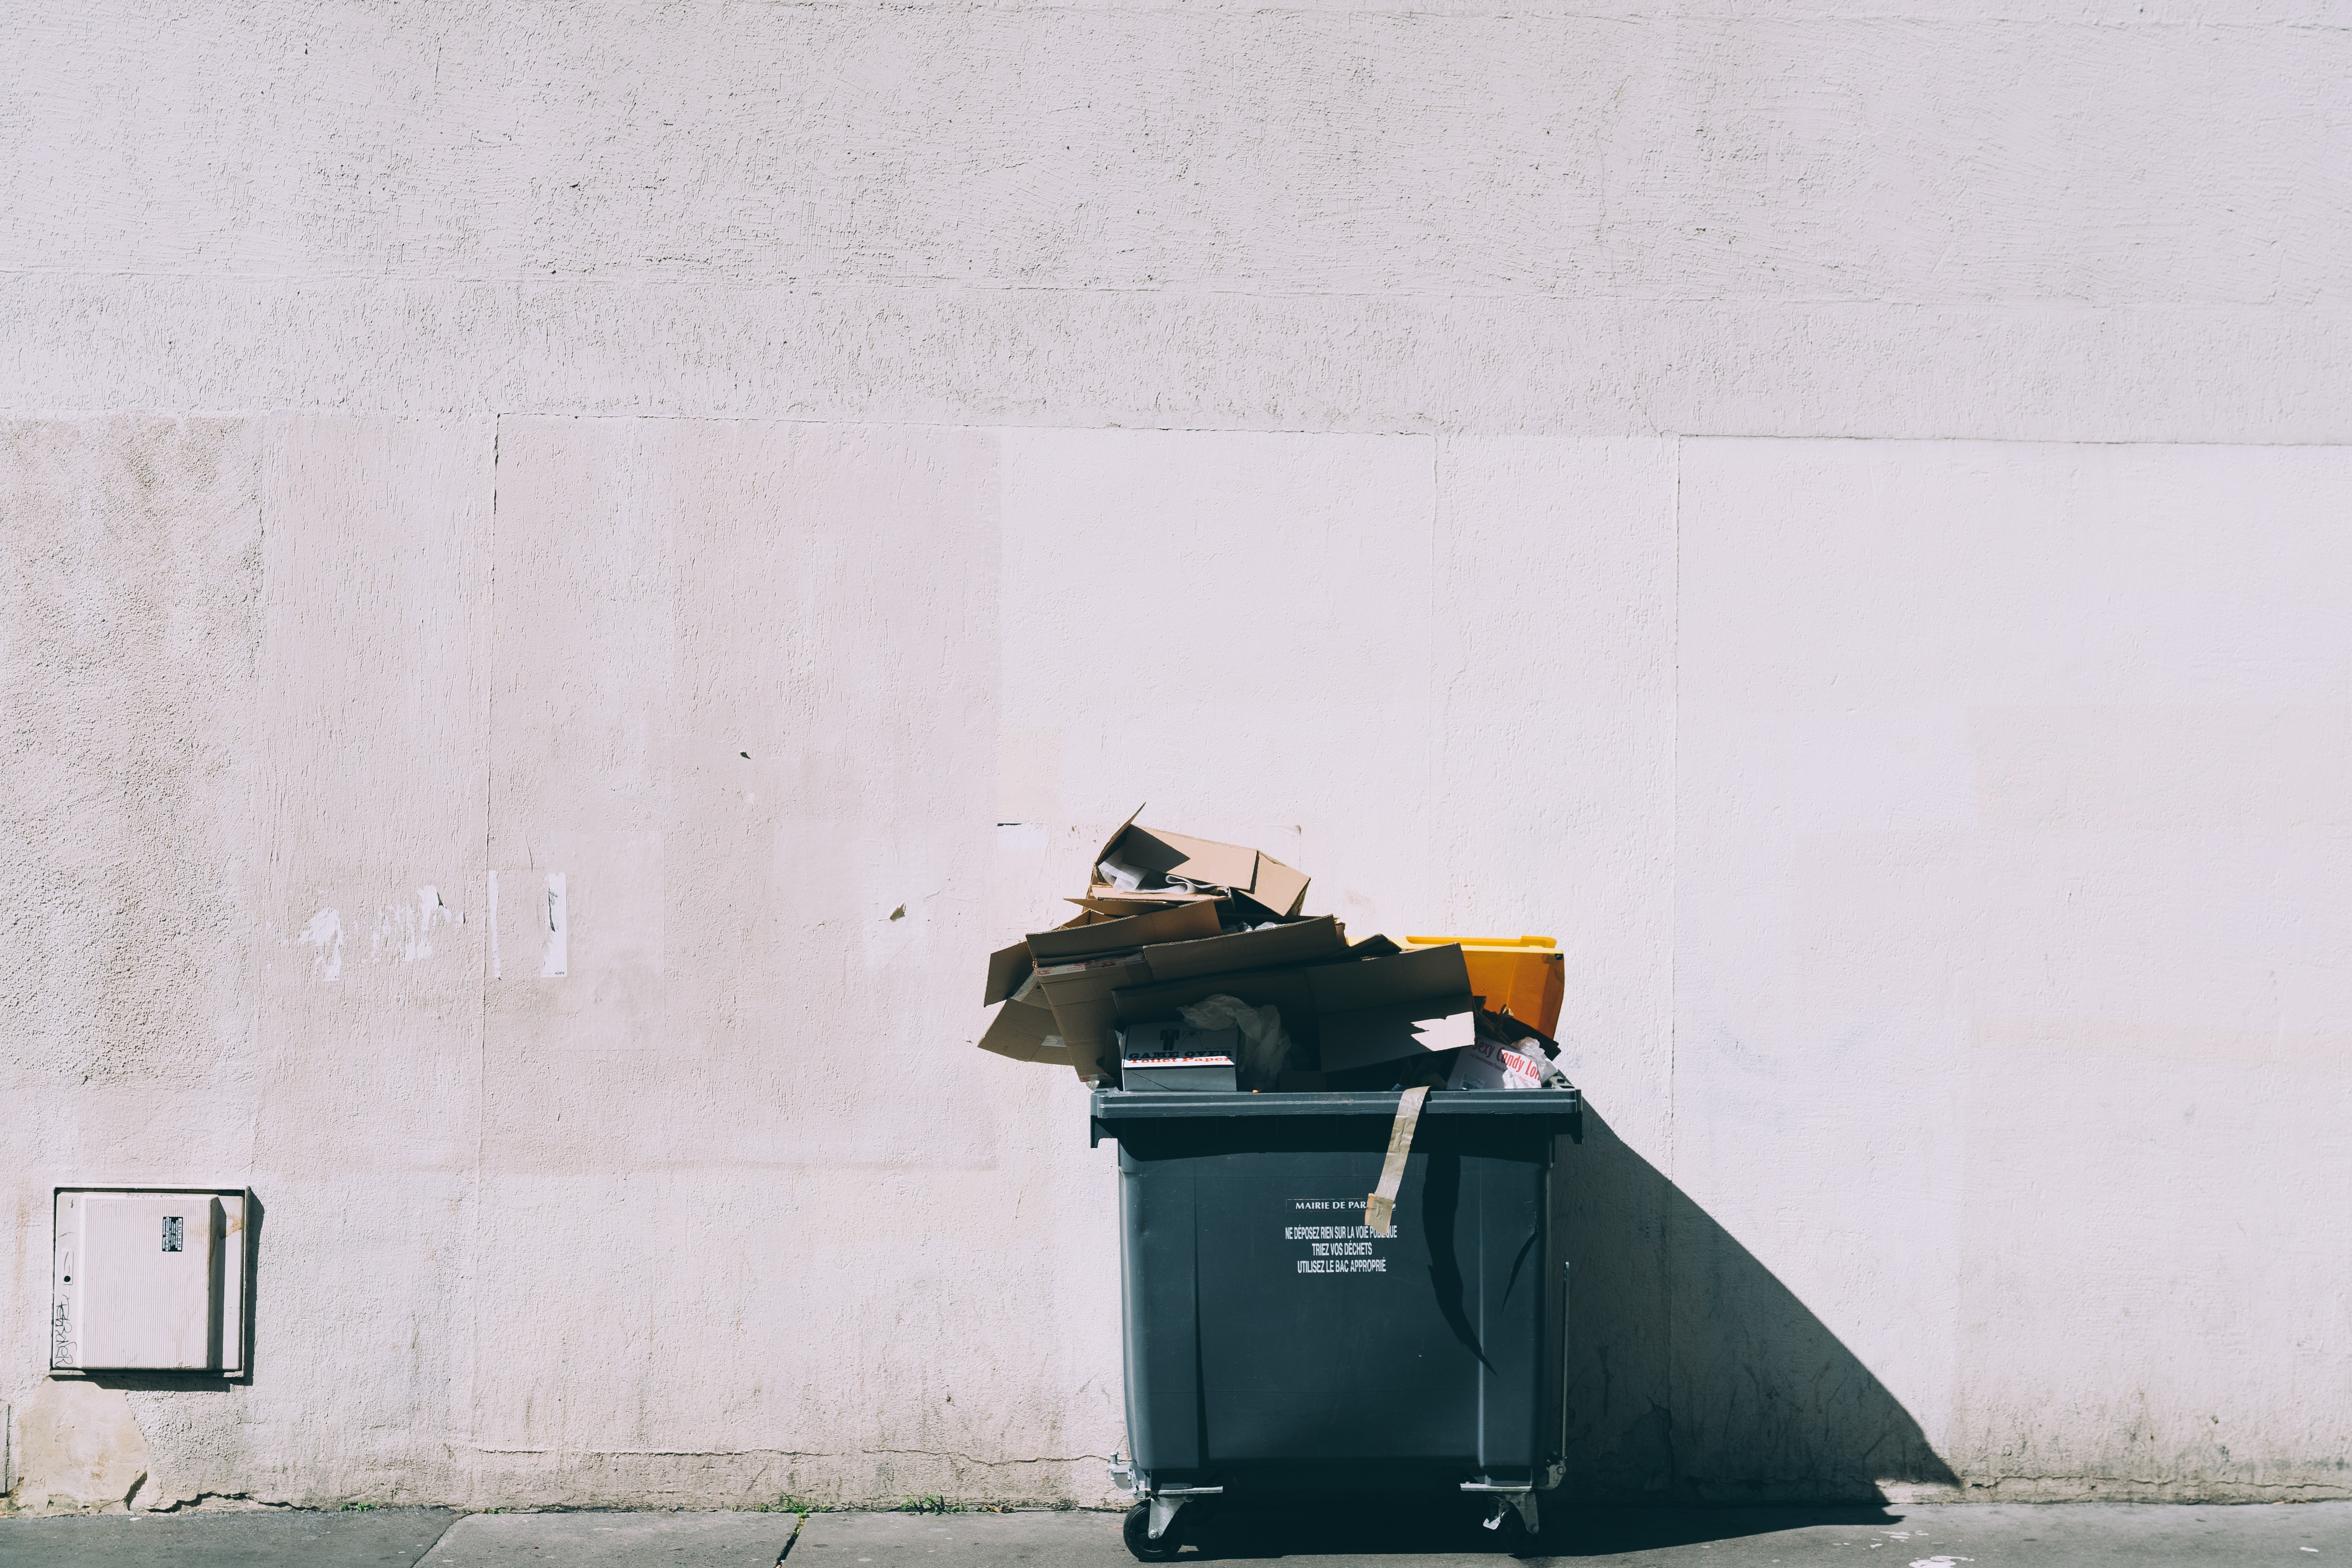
[1091, 1089, 1581, 1498]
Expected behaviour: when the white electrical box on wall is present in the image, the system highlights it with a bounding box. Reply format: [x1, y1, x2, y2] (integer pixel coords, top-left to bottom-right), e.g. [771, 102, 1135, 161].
[51, 1188, 250, 1374]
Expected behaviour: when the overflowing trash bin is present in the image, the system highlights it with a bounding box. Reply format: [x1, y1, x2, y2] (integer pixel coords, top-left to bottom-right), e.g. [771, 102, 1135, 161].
[1093, 1088, 1580, 1557]
[974, 810, 1583, 1556]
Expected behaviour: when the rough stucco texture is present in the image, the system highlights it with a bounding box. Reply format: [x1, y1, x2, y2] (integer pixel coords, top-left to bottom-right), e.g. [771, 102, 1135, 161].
[3, 0, 2349, 1514]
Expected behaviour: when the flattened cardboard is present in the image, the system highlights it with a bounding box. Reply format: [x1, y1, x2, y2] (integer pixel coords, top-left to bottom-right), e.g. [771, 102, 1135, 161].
[1070, 895, 1203, 918]
[1307, 942, 1472, 1014]
[1303, 944, 1479, 1074]
[1026, 900, 1220, 963]
[1317, 993, 1478, 1073]
[1138, 915, 1347, 984]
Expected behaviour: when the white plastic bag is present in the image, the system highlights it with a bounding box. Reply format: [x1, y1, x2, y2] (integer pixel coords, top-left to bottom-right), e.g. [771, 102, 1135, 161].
[1178, 993, 1293, 1090]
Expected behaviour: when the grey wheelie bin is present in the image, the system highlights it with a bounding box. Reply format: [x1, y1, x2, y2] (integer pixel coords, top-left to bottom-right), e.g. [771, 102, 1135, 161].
[1091, 1087, 1582, 1559]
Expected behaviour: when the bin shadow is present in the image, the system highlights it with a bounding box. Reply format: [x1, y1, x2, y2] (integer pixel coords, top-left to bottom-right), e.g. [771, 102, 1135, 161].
[1175, 1103, 1956, 1559]
[1555, 1108, 1958, 1508]
[1176, 1495, 1914, 1561]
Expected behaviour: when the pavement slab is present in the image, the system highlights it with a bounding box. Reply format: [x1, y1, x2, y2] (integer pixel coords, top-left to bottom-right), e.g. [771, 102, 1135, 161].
[797, 1510, 1123, 1561]
[0, 1506, 457, 1567]
[419, 1510, 802, 1566]
[4, 1501, 2349, 1566]
[797, 1501, 2352, 1566]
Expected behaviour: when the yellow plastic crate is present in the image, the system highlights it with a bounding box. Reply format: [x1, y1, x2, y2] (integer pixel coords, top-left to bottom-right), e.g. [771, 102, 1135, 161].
[1401, 935, 1563, 1037]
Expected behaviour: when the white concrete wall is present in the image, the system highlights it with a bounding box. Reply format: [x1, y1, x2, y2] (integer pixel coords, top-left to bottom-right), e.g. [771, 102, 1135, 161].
[4, 0, 2348, 1513]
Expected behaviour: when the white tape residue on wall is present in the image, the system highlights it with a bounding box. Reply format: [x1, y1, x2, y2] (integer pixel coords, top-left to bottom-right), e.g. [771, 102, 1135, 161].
[541, 871, 567, 978]
[297, 908, 344, 982]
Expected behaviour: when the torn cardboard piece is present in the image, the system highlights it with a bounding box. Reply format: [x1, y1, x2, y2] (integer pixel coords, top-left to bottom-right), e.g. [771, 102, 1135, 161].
[1365, 1085, 1430, 1236]
[976, 995, 1078, 1067]
[985, 940, 1034, 1007]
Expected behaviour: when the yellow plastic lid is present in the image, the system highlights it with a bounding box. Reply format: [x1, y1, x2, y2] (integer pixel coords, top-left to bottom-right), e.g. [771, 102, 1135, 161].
[1401, 935, 1557, 951]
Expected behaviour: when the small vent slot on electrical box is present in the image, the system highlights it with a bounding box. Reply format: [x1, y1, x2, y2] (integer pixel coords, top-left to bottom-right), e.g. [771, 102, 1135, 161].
[161, 1216, 184, 1252]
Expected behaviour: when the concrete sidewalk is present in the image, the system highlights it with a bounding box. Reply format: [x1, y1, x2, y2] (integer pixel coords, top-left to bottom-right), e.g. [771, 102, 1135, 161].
[2, 1501, 2347, 1565]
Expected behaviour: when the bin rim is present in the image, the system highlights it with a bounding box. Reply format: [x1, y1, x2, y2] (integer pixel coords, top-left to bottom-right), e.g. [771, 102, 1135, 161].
[1089, 1086, 1582, 1145]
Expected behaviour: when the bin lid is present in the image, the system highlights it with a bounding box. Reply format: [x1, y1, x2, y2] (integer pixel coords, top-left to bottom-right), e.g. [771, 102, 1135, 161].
[1401, 934, 1559, 952]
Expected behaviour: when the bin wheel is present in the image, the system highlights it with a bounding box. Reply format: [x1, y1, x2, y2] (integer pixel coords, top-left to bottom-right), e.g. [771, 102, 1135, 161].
[1123, 1502, 1184, 1560]
[1477, 1496, 1535, 1550]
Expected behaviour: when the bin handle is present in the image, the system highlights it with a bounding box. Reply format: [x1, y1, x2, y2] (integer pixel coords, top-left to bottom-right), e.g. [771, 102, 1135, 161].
[1558, 1259, 1573, 1468]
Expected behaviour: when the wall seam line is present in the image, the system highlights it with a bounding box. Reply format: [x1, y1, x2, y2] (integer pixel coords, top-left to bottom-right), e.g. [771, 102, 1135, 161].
[1666, 429, 1682, 1499]
[472, 414, 500, 1509]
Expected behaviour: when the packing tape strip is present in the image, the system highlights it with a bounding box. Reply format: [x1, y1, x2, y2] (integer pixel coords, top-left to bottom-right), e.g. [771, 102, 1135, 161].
[1364, 1085, 1430, 1237]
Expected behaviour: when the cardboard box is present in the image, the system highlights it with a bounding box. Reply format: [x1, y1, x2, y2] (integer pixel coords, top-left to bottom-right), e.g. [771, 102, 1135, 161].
[1310, 944, 1478, 1074]
[1122, 1058, 1239, 1092]
[1120, 1021, 1242, 1090]
[1085, 808, 1311, 921]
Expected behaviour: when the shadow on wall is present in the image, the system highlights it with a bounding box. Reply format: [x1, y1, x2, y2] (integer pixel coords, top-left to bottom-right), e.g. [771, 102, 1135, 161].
[1559, 1108, 1959, 1505]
